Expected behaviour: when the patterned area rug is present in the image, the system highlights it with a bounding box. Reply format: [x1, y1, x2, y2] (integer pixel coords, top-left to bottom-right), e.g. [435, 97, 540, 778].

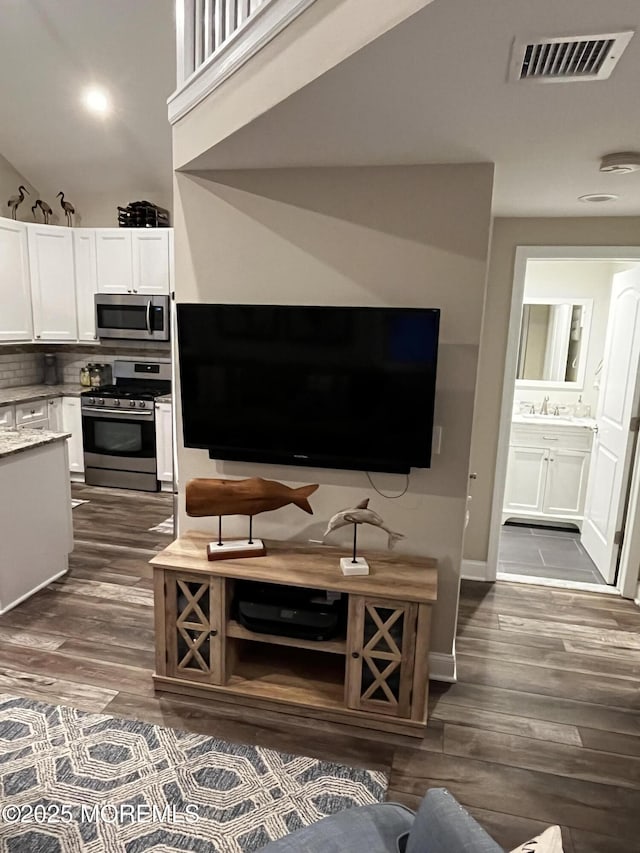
[0, 694, 387, 852]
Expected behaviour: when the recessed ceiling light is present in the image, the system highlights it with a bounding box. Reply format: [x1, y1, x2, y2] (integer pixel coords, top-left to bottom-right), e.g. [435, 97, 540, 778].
[82, 86, 111, 116]
[578, 193, 619, 203]
[599, 152, 640, 174]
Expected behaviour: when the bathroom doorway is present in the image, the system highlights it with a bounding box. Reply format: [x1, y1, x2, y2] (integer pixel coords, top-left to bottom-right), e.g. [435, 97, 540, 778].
[488, 247, 640, 598]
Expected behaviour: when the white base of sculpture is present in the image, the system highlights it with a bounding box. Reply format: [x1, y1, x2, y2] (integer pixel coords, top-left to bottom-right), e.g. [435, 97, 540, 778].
[207, 539, 266, 561]
[340, 556, 370, 576]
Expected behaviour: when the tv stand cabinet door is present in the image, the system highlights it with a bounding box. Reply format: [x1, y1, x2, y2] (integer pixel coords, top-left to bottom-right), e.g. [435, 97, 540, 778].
[164, 571, 224, 685]
[345, 596, 418, 718]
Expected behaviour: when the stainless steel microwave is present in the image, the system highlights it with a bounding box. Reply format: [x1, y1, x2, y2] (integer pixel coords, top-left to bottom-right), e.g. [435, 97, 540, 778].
[95, 294, 170, 341]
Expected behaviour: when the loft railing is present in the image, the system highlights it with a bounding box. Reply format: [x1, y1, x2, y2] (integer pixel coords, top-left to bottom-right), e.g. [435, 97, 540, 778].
[176, 0, 263, 86]
[171, 0, 317, 123]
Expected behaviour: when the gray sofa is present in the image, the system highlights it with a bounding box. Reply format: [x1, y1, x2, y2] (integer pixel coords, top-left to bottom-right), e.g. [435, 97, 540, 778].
[258, 788, 504, 852]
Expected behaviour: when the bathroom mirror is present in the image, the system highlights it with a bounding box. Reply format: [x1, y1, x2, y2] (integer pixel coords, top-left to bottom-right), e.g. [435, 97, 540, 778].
[516, 298, 593, 388]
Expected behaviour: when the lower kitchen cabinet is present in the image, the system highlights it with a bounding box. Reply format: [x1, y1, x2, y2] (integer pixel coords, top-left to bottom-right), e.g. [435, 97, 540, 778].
[0, 405, 15, 429]
[61, 397, 84, 473]
[155, 401, 173, 485]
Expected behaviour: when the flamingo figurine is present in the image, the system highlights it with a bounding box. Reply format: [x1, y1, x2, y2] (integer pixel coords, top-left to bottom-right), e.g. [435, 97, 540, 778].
[32, 198, 53, 225]
[57, 191, 75, 226]
[7, 185, 29, 220]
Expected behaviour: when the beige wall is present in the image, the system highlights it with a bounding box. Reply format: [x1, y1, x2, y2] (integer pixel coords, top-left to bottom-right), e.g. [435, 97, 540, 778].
[57, 189, 173, 228]
[0, 153, 38, 221]
[173, 163, 494, 660]
[465, 217, 640, 565]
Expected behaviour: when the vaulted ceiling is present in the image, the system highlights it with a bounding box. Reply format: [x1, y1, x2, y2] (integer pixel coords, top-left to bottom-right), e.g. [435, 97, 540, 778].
[0, 0, 174, 198]
[2, 0, 640, 217]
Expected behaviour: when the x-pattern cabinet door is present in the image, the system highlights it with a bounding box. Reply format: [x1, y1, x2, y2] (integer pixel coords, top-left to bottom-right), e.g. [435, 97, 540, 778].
[164, 572, 224, 684]
[346, 596, 418, 718]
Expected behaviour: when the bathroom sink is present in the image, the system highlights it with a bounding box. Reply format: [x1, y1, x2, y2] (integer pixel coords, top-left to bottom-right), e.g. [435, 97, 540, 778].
[514, 413, 594, 428]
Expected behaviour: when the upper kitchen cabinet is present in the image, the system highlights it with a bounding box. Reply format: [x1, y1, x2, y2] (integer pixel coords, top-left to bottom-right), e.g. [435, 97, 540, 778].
[0, 219, 33, 341]
[28, 224, 78, 342]
[95, 229, 171, 295]
[73, 231, 98, 342]
[132, 230, 171, 294]
[95, 230, 134, 294]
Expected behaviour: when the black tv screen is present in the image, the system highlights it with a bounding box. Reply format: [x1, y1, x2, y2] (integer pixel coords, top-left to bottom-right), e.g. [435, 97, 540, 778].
[177, 304, 440, 474]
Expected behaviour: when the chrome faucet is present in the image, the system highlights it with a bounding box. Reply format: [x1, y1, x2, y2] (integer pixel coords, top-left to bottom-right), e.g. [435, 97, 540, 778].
[540, 396, 550, 415]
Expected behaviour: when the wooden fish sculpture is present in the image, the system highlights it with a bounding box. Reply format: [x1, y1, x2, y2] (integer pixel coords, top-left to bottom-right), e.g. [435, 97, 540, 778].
[323, 498, 405, 549]
[186, 477, 318, 518]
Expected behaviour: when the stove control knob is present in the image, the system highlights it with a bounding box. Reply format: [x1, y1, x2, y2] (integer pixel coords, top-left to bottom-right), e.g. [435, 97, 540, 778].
[138, 401, 146, 409]
[113, 399, 121, 407]
[98, 398, 105, 406]
[129, 400, 136, 408]
[86, 397, 95, 406]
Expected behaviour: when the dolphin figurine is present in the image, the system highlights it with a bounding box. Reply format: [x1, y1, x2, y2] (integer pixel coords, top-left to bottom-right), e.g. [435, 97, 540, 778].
[323, 498, 405, 549]
[186, 477, 318, 518]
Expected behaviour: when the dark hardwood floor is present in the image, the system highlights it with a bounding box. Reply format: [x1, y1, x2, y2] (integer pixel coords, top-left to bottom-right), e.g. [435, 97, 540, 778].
[1, 483, 639, 851]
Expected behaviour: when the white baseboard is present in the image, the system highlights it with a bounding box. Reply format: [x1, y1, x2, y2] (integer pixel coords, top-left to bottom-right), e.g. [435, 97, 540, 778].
[429, 651, 457, 683]
[461, 559, 490, 581]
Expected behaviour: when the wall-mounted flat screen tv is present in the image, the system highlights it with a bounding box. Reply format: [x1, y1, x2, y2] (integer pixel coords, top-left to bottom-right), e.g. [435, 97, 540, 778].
[177, 304, 440, 474]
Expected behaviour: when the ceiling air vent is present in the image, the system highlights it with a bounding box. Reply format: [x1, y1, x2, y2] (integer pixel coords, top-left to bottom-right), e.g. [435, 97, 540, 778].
[509, 31, 634, 82]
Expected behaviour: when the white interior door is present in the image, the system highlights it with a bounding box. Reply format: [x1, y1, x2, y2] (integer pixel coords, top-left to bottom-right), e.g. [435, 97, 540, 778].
[581, 268, 640, 582]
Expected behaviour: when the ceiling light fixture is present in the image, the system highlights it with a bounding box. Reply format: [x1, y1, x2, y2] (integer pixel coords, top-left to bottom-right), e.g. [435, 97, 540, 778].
[599, 152, 640, 174]
[82, 86, 111, 116]
[578, 193, 619, 203]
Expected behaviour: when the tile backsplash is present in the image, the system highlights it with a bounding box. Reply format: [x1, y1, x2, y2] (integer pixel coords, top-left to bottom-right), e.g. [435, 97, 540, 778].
[0, 344, 171, 389]
[0, 352, 43, 389]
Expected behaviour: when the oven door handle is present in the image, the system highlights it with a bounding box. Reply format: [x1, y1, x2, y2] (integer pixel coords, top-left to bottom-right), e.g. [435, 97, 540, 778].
[82, 408, 154, 419]
[146, 300, 152, 335]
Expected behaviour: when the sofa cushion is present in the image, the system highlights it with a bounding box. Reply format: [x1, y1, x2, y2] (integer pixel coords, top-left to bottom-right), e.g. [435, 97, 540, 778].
[256, 802, 415, 853]
[406, 789, 505, 853]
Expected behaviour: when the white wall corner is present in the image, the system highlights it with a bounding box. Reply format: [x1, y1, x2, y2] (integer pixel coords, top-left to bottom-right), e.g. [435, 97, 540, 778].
[461, 559, 490, 581]
[429, 650, 457, 683]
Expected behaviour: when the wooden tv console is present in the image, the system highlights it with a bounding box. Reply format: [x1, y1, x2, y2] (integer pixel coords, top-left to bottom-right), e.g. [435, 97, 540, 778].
[151, 532, 438, 737]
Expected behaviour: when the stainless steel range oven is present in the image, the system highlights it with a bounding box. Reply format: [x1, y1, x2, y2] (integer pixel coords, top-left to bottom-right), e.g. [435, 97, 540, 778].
[82, 359, 171, 492]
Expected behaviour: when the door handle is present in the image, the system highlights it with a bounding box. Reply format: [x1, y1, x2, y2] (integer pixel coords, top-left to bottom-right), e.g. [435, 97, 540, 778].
[542, 436, 559, 441]
[145, 300, 152, 334]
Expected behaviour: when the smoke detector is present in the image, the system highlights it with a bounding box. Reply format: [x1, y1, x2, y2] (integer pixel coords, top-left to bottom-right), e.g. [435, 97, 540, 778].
[509, 31, 634, 82]
[599, 152, 640, 174]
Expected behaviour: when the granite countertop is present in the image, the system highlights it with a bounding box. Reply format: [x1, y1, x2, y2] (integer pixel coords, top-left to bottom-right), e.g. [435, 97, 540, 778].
[0, 384, 85, 406]
[0, 428, 72, 459]
[156, 394, 172, 404]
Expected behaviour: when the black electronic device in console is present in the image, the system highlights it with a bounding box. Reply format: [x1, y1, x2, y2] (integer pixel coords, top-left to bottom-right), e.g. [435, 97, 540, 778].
[233, 581, 347, 642]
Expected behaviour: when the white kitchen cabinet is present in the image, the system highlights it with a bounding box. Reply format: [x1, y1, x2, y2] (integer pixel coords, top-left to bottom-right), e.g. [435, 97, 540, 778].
[95, 230, 134, 294]
[61, 397, 84, 474]
[132, 230, 171, 294]
[47, 398, 62, 431]
[503, 423, 593, 524]
[155, 401, 173, 483]
[0, 219, 32, 341]
[28, 225, 78, 341]
[0, 405, 15, 429]
[73, 230, 98, 341]
[15, 400, 49, 427]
